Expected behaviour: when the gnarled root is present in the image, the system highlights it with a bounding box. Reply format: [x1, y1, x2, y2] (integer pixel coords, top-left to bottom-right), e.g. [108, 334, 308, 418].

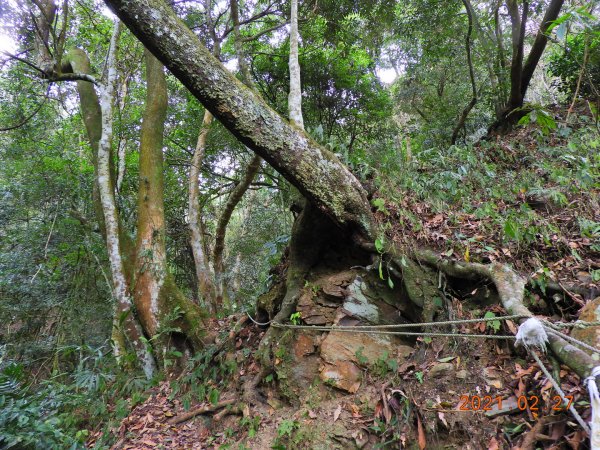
[412, 249, 598, 379]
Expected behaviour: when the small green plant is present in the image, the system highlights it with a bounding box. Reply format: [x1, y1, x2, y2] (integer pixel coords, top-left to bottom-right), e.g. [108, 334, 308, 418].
[374, 237, 395, 289]
[579, 218, 600, 239]
[289, 312, 302, 325]
[372, 198, 389, 215]
[277, 419, 299, 437]
[483, 311, 501, 333]
[355, 347, 369, 366]
[240, 415, 261, 438]
[303, 281, 319, 295]
[272, 419, 300, 448]
[372, 351, 398, 377]
[517, 106, 557, 135]
[415, 371, 424, 384]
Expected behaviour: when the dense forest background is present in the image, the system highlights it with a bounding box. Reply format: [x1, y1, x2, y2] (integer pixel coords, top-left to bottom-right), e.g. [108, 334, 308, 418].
[0, 0, 598, 448]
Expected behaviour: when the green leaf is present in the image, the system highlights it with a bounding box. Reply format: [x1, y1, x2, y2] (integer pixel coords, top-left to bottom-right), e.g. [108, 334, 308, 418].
[378, 260, 384, 280]
[504, 219, 519, 241]
[484, 311, 501, 332]
[209, 388, 220, 406]
[437, 356, 456, 363]
[375, 237, 384, 253]
[387, 277, 394, 289]
[415, 371, 424, 383]
[517, 114, 531, 126]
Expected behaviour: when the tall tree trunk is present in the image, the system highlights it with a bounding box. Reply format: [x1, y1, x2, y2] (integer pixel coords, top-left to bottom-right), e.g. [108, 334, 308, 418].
[96, 20, 157, 378]
[498, 0, 564, 123]
[520, 0, 564, 97]
[103, 0, 373, 239]
[133, 50, 168, 339]
[205, 0, 264, 310]
[189, 110, 218, 312]
[288, 0, 304, 129]
[212, 154, 261, 307]
[506, 0, 528, 112]
[133, 49, 206, 358]
[187, 0, 223, 314]
[65, 48, 129, 358]
[451, 0, 477, 144]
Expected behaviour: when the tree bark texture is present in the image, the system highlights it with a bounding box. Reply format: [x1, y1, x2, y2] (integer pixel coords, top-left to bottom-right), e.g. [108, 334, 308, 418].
[189, 109, 218, 313]
[133, 49, 169, 339]
[506, 0, 528, 111]
[503, 0, 564, 115]
[520, 0, 564, 97]
[96, 20, 157, 378]
[103, 0, 374, 239]
[288, 0, 304, 129]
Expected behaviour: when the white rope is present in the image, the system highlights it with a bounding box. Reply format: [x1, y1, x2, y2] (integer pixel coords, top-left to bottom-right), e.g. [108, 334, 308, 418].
[245, 311, 272, 326]
[585, 366, 600, 449]
[530, 351, 590, 435]
[515, 319, 591, 437]
[543, 326, 600, 357]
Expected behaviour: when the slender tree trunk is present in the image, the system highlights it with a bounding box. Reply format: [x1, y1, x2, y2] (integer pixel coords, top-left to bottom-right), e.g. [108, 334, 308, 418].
[506, 0, 528, 112]
[187, 0, 222, 314]
[96, 20, 157, 378]
[451, 0, 477, 144]
[288, 0, 304, 129]
[66, 48, 128, 358]
[212, 154, 261, 307]
[229, 0, 252, 87]
[132, 49, 206, 358]
[133, 50, 168, 339]
[103, 0, 373, 239]
[499, 0, 563, 122]
[203, 0, 264, 309]
[520, 0, 564, 98]
[189, 109, 218, 312]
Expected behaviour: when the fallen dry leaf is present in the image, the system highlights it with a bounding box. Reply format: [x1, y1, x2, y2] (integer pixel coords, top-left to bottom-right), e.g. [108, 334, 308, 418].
[488, 436, 500, 450]
[333, 404, 342, 422]
[417, 414, 426, 450]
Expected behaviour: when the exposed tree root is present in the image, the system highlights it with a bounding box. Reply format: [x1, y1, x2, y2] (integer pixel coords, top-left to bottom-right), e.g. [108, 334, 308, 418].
[520, 416, 557, 450]
[214, 403, 247, 421]
[167, 398, 236, 425]
[411, 249, 598, 379]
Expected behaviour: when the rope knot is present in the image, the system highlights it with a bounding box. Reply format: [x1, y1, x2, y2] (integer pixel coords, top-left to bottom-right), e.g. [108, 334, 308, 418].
[516, 317, 548, 352]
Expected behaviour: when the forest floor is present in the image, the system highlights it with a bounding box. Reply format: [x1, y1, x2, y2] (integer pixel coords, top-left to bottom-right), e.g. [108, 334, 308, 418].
[92, 315, 590, 449]
[92, 108, 598, 449]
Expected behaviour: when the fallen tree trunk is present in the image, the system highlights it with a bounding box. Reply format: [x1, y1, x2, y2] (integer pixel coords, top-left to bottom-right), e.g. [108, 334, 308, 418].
[103, 0, 373, 239]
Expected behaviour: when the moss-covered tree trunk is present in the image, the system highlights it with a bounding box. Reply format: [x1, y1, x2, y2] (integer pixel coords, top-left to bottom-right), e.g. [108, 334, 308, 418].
[95, 20, 157, 378]
[66, 48, 132, 359]
[133, 50, 168, 339]
[134, 50, 206, 358]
